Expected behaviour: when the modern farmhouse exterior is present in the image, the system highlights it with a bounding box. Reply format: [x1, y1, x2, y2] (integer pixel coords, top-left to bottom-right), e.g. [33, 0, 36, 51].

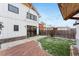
[0, 3, 40, 44]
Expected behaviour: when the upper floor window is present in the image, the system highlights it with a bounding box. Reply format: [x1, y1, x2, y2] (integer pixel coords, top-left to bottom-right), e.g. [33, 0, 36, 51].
[8, 4, 19, 14]
[30, 14, 33, 20]
[27, 12, 30, 19]
[27, 12, 37, 21]
[33, 15, 37, 21]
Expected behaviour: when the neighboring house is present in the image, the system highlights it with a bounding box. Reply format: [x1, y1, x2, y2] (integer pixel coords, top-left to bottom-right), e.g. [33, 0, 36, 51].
[39, 23, 46, 35]
[46, 27, 71, 30]
[56, 27, 71, 30]
[0, 3, 40, 43]
[39, 23, 45, 31]
[46, 27, 53, 30]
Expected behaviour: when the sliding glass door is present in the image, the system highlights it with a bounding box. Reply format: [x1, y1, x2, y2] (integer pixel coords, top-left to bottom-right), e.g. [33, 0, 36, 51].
[27, 25, 37, 37]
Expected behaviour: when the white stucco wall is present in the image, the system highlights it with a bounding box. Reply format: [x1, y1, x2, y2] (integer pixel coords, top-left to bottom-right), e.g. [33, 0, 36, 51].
[0, 17, 26, 39]
[75, 24, 79, 45]
[0, 3, 39, 21]
[0, 3, 39, 39]
[76, 25, 79, 39]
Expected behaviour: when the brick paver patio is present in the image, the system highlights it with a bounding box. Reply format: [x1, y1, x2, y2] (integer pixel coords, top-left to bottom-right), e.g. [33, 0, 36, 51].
[0, 40, 49, 56]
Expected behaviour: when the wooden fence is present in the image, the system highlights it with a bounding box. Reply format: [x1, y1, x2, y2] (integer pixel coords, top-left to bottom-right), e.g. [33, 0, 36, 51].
[39, 29, 76, 39]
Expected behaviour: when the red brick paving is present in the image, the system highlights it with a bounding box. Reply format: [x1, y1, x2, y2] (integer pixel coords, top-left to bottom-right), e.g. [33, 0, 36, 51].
[0, 41, 49, 56]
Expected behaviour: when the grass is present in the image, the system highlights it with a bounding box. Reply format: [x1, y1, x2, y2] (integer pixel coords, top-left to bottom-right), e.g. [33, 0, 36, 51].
[38, 37, 76, 56]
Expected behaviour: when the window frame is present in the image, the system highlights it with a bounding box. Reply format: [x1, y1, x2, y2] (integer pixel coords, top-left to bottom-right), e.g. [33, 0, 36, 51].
[26, 12, 37, 21]
[0, 22, 4, 30]
[33, 15, 37, 21]
[8, 4, 19, 14]
[14, 25, 19, 31]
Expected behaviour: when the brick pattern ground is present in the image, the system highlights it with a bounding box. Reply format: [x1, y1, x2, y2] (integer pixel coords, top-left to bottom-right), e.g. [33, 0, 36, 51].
[0, 41, 49, 56]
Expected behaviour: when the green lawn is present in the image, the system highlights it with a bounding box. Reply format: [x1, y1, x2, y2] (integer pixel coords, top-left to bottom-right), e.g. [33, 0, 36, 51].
[38, 37, 76, 56]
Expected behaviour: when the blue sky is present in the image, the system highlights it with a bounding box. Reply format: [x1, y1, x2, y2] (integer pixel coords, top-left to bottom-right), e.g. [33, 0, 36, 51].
[33, 3, 76, 27]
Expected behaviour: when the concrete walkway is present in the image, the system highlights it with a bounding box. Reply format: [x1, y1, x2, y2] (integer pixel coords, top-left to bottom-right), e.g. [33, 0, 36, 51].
[0, 35, 47, 50]
[27, 35, 47, 40]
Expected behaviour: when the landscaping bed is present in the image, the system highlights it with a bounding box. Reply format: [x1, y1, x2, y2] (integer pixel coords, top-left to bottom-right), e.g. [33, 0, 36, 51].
[38, 37, 76, 56]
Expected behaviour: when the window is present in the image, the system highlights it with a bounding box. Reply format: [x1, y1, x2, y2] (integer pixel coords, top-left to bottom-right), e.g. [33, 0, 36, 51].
[30, 14, 33, 20]
[0, 23, 2, 30]
[27, 12, 37, 21]
[35, 16, 37, 21]
[8, 4, 19, 14]
[0, 22, 4, 30]
[33, 15, 35, 20]
[33, 15, 37, 21]
[14, 25, 19, 31]
[27, 12, 30, 19]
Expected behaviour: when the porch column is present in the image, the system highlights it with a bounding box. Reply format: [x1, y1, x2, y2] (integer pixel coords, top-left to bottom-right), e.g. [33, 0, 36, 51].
[37, 24, 39, 35]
